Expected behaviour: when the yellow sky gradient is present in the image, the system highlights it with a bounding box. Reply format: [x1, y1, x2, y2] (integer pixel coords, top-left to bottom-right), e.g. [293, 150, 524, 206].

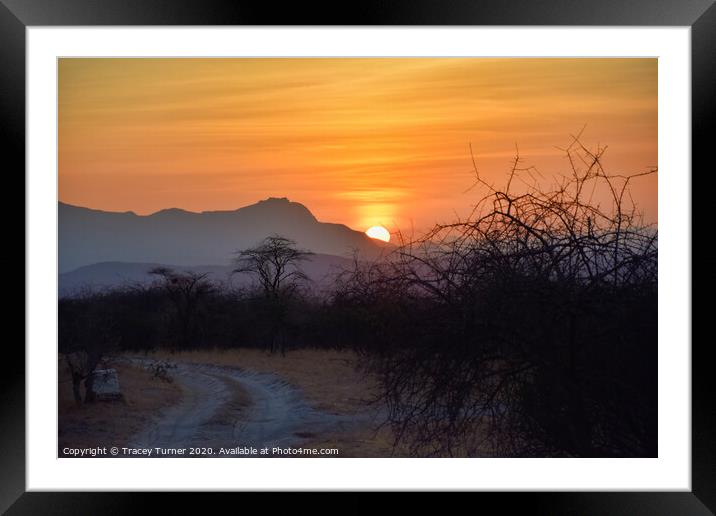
[59, 58, 657, 232]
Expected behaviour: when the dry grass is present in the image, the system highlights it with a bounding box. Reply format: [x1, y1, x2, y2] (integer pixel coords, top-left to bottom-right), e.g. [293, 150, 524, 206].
[58, 355, 182, 454]
[149, 348, 379, 416]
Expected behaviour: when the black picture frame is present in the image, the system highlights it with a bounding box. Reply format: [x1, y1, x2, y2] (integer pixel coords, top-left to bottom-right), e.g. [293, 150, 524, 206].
[5, 0, 712, 513]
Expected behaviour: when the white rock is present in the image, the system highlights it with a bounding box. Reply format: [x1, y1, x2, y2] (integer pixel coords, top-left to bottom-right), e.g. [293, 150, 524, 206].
[90, 368, 122, 400]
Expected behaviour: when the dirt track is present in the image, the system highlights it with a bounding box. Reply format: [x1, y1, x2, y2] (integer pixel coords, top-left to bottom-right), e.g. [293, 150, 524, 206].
[127, 359, 365, 453]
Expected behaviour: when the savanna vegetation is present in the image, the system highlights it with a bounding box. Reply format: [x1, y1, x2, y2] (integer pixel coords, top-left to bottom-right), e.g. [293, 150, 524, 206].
[59, 137, 657, 457]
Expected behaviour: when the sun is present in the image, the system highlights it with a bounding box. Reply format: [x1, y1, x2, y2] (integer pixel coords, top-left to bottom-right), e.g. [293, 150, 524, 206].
[366, 225, 390, 242]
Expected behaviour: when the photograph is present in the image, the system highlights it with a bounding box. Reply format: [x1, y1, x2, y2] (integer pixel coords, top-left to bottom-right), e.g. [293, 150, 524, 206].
[57, 57, 658, 459]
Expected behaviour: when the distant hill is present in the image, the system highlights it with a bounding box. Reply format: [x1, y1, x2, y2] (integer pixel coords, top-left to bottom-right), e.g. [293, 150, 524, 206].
[59, 197, 387, 273]
[58, 254, 356, 297]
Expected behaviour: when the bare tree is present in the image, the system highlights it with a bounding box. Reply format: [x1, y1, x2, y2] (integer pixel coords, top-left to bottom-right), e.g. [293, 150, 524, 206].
[342, 134, 658, 457]
[59, 290, 119, 403]
[232, 235, 313, 354]
[149, 267, 213, 351]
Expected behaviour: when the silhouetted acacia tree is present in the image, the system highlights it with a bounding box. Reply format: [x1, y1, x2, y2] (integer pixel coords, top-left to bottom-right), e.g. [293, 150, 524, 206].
[149, 267, 213, 351]
[233, 235, 313, 354]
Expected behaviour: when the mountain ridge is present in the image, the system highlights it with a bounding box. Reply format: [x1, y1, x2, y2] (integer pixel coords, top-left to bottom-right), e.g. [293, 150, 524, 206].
[59, 197, 386, 273]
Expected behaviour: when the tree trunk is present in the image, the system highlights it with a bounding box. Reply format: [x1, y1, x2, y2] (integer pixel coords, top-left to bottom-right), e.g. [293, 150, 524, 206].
[71, 373, 83, 405]
[83, 351, 102, 403]
[84, 374, 96, 403]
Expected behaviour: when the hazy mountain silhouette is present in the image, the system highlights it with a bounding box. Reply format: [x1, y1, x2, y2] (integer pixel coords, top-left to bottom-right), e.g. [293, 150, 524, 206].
[59, 197, 387, 273]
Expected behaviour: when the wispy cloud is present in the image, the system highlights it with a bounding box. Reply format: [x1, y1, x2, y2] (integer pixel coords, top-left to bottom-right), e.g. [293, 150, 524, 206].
[59, 58, 657, 230]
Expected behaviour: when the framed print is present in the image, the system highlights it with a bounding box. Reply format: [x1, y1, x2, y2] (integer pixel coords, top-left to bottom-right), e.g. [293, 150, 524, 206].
[5, 0, 713, 512]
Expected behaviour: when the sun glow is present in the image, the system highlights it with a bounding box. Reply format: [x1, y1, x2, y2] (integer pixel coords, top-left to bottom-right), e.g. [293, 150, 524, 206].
[366, 225, 391, 242]
[59, 58, 658, 229]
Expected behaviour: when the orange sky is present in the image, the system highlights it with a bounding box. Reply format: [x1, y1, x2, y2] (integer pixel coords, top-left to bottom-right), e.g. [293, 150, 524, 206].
[58, 58, 657, 232]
